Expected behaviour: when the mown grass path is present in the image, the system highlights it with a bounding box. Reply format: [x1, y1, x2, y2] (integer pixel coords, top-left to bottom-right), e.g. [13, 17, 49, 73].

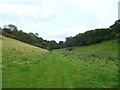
[2, 51, 118, 88]
[2, 36, 118, 88]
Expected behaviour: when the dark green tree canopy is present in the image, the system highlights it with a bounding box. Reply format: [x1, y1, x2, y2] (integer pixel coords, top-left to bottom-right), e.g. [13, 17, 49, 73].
[1, 19, 120, 50]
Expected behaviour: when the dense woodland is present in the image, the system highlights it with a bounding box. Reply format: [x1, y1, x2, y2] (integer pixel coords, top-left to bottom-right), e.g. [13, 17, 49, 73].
[64, 20, 120, 47]
[0, 19, 120, 50]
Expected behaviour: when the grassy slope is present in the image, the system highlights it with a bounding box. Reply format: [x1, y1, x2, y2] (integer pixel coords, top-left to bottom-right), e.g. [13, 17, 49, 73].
[2, 36, 118, 88]
[2, 36, 49, 87]
[53, 40, 118, 88]
[0, 36, 2, 89]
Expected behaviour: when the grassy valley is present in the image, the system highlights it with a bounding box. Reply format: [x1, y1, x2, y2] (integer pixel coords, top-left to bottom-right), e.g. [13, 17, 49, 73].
[2, 36, 118, 88]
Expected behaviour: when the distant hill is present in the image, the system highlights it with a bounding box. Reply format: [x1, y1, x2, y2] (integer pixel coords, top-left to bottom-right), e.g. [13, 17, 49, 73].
[2, 35, 118, 88]
[64, 19, 120, 47]
[1, 19, 120, 49]
[1, 25, 58, 50]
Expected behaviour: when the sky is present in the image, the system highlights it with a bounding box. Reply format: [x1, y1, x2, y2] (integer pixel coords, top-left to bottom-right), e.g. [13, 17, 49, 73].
[0, 0, 119, 42]
[118, 1, 120, 19]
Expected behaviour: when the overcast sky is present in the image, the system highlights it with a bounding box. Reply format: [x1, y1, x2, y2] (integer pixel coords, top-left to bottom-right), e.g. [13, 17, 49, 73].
[0, 0, 119, 42]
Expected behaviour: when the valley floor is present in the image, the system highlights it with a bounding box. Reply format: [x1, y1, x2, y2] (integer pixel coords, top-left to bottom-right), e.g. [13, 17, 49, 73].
[2, 36, 119, 88]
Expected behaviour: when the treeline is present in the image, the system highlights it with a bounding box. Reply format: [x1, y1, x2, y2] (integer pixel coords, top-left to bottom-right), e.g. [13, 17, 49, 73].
[0, 19, 120, 50]
[1, 25, 59, 50]
[63, 19, 120, 47]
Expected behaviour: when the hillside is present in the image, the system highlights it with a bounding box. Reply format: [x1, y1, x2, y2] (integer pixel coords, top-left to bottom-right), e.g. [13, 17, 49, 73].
[2, 35, 49, 66]
[1, 19, 120, 50]
[2, 35, 48, 53]
[2, 36, 118, 88]
[0, 35, 2, 89]
[64, 19, 120, 47]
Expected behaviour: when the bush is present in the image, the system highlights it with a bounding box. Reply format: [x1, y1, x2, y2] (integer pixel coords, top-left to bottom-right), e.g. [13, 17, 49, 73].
[67, 47, 73, 51]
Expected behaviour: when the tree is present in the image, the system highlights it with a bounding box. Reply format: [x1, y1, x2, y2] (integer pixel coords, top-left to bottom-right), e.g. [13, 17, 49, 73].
[4, 24, 17, 31]
[49, 40, 59, 50]
[59, 41, 64, 48]
[1, 19, 119, 50]
[35, 33, 39, 37]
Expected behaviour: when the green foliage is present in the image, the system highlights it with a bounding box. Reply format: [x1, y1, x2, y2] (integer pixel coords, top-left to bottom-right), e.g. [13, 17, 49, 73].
[64, 20, 120, 47]
[66, 47, 73, 51]
[58, 41, 64, 48]
[2, 36, 118, 88]
[1, 19, 120, 50]
[2, 24, 59, 50]
[0, 27, 2, 35]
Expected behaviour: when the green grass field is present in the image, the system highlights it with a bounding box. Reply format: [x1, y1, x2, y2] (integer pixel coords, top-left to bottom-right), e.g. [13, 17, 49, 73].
[0, 35, 2, 89]
[2, 36, 118, 88]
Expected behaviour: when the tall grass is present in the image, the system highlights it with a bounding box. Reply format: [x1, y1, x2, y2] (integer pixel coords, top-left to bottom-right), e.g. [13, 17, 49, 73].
[0, 35, 2, 89]
[2, 36, 118, 88]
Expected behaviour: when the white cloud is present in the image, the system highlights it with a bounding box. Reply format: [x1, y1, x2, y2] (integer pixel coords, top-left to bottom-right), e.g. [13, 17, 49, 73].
[0, 3, 53, 21]
[0, 0, 118, 42]
[39, 24, 90, 42]
[0, 1, 65, 23]
[0, 0, 44, 4]
[118, 1, 120, 19]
